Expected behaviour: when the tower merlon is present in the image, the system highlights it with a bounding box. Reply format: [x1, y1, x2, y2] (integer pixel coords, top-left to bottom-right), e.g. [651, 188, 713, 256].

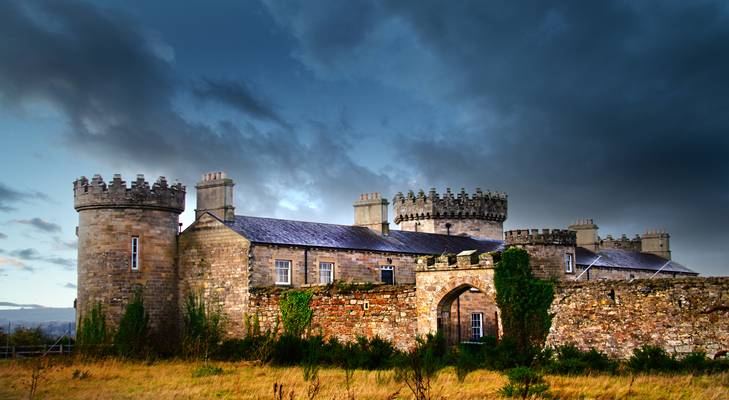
[505, 228, 577, 246]
[393, 187, 507, 224]
[73, 174, 185, 213]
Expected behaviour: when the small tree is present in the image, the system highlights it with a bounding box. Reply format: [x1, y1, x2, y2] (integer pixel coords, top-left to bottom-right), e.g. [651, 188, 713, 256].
[181, 291, 224, 360]
[77, 301, 110, 356]
[115, 287, 150, 358]
[279, 290, 313, 338]
[494, 247, 554, 365]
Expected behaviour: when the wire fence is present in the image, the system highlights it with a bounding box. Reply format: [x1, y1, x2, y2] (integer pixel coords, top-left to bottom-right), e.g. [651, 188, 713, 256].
[0, 344, 74, 358]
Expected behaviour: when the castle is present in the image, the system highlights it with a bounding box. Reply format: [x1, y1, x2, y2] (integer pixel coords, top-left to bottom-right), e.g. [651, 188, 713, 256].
[73, 172, 726, 358]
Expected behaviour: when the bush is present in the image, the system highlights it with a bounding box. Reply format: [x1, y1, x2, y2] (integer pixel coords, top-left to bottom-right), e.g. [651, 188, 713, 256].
[394, 334, 448, 400]
[678, 351, 729, 374]
[628, 345, 679, 373]
[6, 327, 53, 346]
[499, 366, 550, 398]
[115, 288, 150, 358]
[77, 301, 111, 356]
[279, 290, 313, 338]
[192, 364, 224, 378]
[181, 291, 225, 360]
[545, 345, 617, 375]
[271, 334, 306, 366]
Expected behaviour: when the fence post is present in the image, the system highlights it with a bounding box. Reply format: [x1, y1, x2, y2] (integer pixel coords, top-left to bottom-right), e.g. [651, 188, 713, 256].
[12, 346, 16, 358]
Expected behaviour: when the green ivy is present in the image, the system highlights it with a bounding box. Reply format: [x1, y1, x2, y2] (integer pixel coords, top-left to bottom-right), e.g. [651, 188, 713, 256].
[279, 290, 313, 338]
[494, 247, 554, 365]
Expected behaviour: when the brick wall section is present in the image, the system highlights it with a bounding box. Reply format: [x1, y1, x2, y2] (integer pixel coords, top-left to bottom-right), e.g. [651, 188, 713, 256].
[547, 277, 729, 359]
[247, 285, 418, 350]
[450, 290, 499, 341]
[249, 245, 418, 287]
[178, 213, 250, 336]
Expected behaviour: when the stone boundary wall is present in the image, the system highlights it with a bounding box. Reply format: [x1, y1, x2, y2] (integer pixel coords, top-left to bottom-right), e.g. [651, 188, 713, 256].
[247, 284, 418, 350]
[547, 277, 729, 359]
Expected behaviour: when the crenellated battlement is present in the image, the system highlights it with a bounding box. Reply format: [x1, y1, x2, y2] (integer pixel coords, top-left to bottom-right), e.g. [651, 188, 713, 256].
[505, 229, 576, 246]
[392, 187, 507, 224]
[74, 173, 186, 213]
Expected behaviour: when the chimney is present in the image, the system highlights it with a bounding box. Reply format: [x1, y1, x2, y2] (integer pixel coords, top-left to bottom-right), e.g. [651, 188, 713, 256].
[641, 229, 671, 260]
[353, 192, 389, 235]
[568, 218, 599, 252]
[195, 172, 235, 221]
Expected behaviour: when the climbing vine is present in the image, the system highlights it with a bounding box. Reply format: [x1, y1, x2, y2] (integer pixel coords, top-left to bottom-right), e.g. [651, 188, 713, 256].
[279, 290, 313, 338]
[494, 247, 555, 363]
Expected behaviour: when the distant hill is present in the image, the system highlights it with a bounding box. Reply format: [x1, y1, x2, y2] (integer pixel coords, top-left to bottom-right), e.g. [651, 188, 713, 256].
[0, 307, 76, 337]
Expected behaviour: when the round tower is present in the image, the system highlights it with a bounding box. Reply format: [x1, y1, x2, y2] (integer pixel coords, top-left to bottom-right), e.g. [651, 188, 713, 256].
[74, 173, 185, 345]
[393, 188, 507, 240]
[504, 229, 576, 280]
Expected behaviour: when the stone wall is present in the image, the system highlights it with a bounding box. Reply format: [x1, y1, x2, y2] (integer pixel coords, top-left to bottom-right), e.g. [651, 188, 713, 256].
[249, 245, 418, 287]
[547, 277, 729, 359]
[247, 285, 418, 350]
[178, 213, 250, 336]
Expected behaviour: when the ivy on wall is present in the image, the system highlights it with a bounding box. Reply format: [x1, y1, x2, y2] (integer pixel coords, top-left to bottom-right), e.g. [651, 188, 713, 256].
[279, 290, 313, 338]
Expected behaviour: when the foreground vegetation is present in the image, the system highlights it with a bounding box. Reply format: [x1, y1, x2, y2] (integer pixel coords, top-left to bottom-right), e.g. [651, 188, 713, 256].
[0, 358, 727, 400]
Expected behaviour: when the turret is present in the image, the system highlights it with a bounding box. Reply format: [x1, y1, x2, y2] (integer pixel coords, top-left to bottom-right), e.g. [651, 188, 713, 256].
[392, 187, 507, 240]
[505, 229, 577, 280]
[195, 171, 235, 221]
[74, 174, 185, 350]
[353, 192, 389, 234]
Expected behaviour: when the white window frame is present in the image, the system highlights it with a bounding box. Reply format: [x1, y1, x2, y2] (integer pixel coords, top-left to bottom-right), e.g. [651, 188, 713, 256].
[380, 265, 395, 285]
[319, 262, 334, 284]
[565, 253, 574, 273]
[471, 312, 483, 340]
[275, 259, 291, 285]
[131, 236, 140, 271]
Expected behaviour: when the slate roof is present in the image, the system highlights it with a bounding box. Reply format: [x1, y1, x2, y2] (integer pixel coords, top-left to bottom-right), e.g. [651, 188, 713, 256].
[575, 247, 696, 274]
[224, 215, 503, 255]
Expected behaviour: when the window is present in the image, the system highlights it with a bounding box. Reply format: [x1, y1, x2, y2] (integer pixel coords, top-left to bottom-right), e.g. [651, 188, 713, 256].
[275, 260, 291, 285]
[564, 253, 574, 273]
[471, 313, 483, 340]
[380, 265, 394, 285]
[319, 262, 333, 284]
[131, 236, 139, 270]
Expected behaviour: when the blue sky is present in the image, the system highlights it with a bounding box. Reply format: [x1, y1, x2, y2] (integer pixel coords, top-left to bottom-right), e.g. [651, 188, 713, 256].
[1, 0, 728, 307]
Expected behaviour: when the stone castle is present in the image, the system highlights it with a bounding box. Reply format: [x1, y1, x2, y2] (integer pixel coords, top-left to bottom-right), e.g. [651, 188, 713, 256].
[74, 172, 727, 357]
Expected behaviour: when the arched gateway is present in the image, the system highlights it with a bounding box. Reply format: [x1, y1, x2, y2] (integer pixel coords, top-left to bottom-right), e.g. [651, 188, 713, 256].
[415, 251, 501, 346]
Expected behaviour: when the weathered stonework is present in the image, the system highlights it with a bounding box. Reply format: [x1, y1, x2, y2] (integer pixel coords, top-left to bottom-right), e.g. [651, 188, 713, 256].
[393, 188, 507, 240]
[547, 277, 729, 359]
[505, 229, 576, 280]
[248, 285, 418, 350]
[74, 174, 184, 346]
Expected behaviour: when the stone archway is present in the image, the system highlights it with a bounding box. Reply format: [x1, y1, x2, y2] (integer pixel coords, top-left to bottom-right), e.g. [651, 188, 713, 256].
[436, 283, 499, 346]
[415, 253, 500, 345]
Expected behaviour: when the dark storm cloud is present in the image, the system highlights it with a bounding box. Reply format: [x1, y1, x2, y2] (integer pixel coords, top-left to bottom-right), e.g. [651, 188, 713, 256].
[193, 78, 286, 125]
[0, 0, 388, 220]
[263, 0, 729, 274]
[0, 183, 49, 212]
[11, 218, 61, 233]
[9, 247, 75, 270]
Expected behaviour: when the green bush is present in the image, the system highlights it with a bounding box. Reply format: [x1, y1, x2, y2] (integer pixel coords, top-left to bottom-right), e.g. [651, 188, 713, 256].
[394, 334, 448, 400]
[181, 291, 224, 360]
[77, 301, 111, 356]
[678, 351, 729, 374]
[499, 366, 550, 398]
[115, 288, 150, 358]
[6, 327, 53, 346]
[279, 290, 313, 338]
[545, 345, 617, 375]
[628, 345, 679, 373]
[192, 364, 225, 378]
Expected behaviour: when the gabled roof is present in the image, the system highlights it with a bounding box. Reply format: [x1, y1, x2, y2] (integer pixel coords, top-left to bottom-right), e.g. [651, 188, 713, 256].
[223, 215, 503, 255]
[576, 247, 696, 274]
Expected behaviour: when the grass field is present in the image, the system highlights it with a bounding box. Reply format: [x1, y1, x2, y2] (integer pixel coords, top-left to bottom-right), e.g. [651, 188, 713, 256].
[1, 358, 727, 399]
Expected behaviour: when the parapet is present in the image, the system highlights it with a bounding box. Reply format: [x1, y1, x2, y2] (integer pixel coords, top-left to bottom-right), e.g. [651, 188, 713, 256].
[393, 187, 507, 224]
[74, 174, 186, 213]
[505, 229, 576, 246]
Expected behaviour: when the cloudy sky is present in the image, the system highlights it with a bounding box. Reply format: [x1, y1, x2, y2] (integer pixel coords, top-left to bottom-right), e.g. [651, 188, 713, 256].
[0, 0, 727, 307]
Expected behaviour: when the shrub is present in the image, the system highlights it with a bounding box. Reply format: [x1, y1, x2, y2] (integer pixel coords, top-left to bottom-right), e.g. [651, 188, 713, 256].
[76, 302, 111, 356]
[494, 248, 554, 366]
[115, 288, 150, 358]
[271, 334, 306, 366]
[499, 366, 550, 398]
[181, 291, 224, 360]
[394, 334, 448, 400]
[545, 344, 617, 375]
[7, 327, 53, 346]
[628, 345, 679, 373]
[192, 364, 224, 378]
[678, 351, 729, 374]
[279, 290, 313, 338]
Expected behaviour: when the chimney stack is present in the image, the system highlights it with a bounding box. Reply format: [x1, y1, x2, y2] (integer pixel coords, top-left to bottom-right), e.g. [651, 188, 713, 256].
[568, 218, 599, 252]
[353, 192, 389, 235]
[195, 171, 235, 221]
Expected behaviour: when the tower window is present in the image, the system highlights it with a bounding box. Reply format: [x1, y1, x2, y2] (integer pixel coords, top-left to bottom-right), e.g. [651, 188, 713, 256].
[319, 262, 334, 284]
[131, 236, 139, 270]
[471, 312, 483, 340]
[275, 260, 291, 285]
[564, 253, 574, 273]
[380, 265, 395, 285]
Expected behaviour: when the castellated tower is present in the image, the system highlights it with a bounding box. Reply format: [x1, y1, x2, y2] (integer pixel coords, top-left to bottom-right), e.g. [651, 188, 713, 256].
[505, 229, 577, 280]
[393, 188, 507, 240]
[74, 174, 185, 346]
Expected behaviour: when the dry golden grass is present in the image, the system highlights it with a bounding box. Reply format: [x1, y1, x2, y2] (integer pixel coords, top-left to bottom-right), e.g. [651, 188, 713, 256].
[0, 357, 727, 399]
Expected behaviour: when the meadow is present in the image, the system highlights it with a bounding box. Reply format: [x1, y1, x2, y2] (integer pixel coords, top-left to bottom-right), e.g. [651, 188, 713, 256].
[1, 358, 727, 400]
